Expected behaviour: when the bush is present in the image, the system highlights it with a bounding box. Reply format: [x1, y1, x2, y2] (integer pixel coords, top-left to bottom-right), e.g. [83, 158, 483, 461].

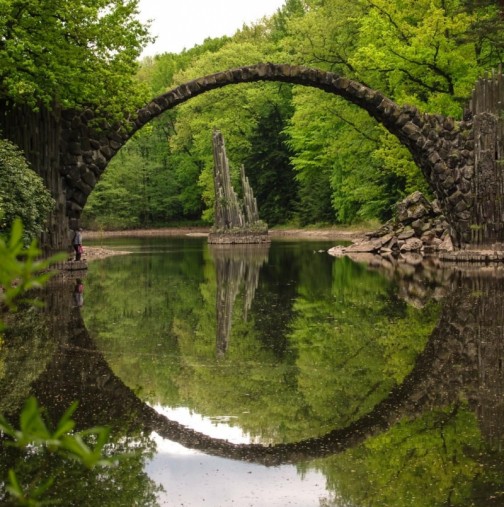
[0, 139, 54, 243]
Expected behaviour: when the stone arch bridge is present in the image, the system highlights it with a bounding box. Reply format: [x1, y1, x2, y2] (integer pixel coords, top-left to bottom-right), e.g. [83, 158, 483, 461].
[0, 63, 503, 251]
[23, 267, 504, 465]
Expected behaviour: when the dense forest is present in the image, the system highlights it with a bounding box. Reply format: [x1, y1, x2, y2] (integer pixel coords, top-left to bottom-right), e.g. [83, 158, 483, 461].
[81, 0, 504, 230]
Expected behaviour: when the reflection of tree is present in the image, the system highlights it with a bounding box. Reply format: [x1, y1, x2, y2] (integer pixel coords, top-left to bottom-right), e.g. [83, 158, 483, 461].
[304, 265, 504, 507]
[314, 404, 482, 507]
[8, 252, 504, 505]
[210, 243, 269, 356]
[0, 432, 161, 506]
[288, 255, 440, 435]
[0, 277, 162, 506]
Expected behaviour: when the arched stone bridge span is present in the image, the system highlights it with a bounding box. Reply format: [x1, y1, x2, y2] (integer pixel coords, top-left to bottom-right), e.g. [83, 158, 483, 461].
[62, 63, 475, 247]
[1, 63, 502, 250]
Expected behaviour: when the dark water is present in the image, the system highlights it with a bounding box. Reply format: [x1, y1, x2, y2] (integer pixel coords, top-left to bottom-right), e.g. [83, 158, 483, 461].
[2, 236, 504, 506]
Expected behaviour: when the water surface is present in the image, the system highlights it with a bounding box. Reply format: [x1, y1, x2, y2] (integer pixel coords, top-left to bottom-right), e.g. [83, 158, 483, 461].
[2, 236, 504, 506]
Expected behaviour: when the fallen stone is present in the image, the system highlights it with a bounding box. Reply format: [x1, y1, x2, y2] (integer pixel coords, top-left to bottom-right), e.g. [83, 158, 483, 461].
[397, 227, 415, 240]
[400, 237, 423, 252]
[345, 238, 384, 252]
[396, 191, 431, 223]
[439, 234, 454, 251]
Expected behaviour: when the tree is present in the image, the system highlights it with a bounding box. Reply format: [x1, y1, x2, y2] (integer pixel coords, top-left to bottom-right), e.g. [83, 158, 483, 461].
[0, 139, 54, 243]
[278, 0, 501, 224]
[82, 0, 503, 230]
[0, 0, 152, 119]
[242, 90, 299, 226]
[348, 0, 499, 115]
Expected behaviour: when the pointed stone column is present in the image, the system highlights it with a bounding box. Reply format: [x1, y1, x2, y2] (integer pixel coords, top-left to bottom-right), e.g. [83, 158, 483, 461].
[209, 130, 269, 244]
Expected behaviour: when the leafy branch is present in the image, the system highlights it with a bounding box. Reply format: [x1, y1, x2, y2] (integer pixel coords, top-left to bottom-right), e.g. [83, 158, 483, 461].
[0, 397, 117, 505]
[0, 219, 65, 315]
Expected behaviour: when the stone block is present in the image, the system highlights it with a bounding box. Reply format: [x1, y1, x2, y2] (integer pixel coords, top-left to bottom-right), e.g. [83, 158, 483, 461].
[73, 178, 92, 195]
[400, 237, 423, 252]
[109, 140, 121, 151]
[344, 239, 383, 252]
[439, 234, 454, 251]
[88, 164, 101, 176]
[398, 227, 415, 239]
[376, 97, 397, 114]
[447, 154, 461, 169]
[462, 165, 474, 179]
[67, 141, 82, 155]
[99, 145, 114, 159]
[428, 151, 441, 165]
[411, 219, 424, 231]
[94, 153, 107, 170]
[67, 199, 83, 212]
[402, 122, 421, 139]
[89, 139, 101, 150]
[441, 175, 455, 188]
[81, 169, 96, 187]
[136, 108, 151, 124]
[396, 112, 414, 127]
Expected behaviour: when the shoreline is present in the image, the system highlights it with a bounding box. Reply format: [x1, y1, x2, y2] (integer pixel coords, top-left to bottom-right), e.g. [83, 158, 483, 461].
[83, 226, 369, 240]
[82, 227, 369, 262]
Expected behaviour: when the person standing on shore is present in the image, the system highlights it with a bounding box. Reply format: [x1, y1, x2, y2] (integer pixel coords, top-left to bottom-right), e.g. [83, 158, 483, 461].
[72, 228, 83, 261]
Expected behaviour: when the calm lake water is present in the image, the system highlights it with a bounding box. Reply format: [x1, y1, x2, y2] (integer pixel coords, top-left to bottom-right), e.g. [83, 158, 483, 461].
[2, 235, 504, 506]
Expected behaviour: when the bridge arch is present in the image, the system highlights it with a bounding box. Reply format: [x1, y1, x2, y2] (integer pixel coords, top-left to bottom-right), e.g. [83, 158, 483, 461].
[61, 63, 475, 247]
[31, 268, 492, 466]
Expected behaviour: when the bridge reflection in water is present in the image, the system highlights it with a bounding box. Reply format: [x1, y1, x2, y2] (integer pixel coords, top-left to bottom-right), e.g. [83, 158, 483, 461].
[2, 244, 504, 505]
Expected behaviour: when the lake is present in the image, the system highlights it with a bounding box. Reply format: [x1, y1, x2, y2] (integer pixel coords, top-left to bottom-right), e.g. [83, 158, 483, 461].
[1, 235, 504, 506]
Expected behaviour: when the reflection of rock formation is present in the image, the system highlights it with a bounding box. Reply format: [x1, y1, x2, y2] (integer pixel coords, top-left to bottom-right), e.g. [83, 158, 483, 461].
[210, 243, 270, 356]
[346, 256, 504, 444]
[342, 253, 452, 308]
[4, 264, 504, 465]
[448, 269, 504, 445]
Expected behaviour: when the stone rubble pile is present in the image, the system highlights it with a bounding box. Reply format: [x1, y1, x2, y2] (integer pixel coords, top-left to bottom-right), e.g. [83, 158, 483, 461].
[329, 191, 454, 257]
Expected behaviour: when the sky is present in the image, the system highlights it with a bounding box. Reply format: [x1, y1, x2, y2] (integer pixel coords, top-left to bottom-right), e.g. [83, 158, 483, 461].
[137, 0, 286, 57]
[146, 405, 330, 506]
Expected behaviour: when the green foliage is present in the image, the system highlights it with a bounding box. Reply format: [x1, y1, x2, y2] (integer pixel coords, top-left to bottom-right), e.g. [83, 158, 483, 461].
[0, 397, 111, 468]
[83, 0, 501, 229]
[312, 404, 486, 507]
[0, 140, 54, 243]
[168, 40, 289, 223]
[278, 0, 501, 222]
[0, 398, 156, 506]
[0, 0, 152, 119]
[0, 219, 64, 315]
[82, 239, 440, 443]
[285, 256, 440, 434]
[242, 89, 299, 226]
[352, 0, 501, 113]
[137, 36, 231, 96]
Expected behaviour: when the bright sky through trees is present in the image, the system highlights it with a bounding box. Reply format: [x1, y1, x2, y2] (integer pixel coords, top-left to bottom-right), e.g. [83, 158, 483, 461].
[137, 0, 286, 56]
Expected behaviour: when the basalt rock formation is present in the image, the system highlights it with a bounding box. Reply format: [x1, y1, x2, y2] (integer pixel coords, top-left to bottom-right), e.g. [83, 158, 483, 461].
[208, 130, 269, 244]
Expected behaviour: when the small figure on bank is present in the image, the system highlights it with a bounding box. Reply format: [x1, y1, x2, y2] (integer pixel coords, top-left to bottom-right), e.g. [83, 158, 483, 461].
[72, 228, 83, 261]
[73, 278, 84, 307]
